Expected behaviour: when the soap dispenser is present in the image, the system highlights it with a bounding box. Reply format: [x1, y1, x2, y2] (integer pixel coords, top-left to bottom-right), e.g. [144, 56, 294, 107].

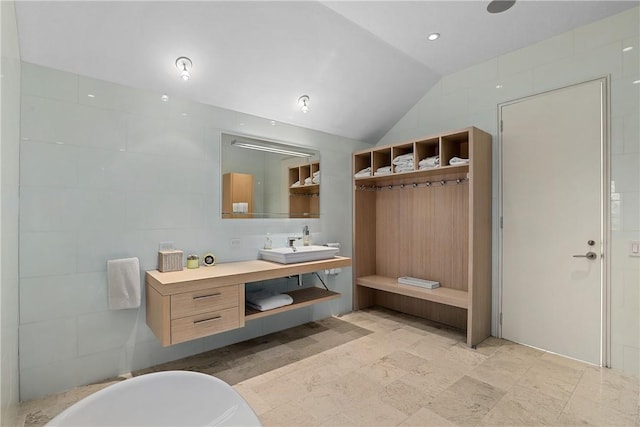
[302, 225, 311, 246]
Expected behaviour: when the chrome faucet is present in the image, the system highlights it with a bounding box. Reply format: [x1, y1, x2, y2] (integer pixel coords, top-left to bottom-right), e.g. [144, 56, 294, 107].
[287, 236, 301, 252]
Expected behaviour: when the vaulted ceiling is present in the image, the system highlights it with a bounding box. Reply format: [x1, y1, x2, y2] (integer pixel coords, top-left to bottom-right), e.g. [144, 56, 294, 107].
[15, 1, 637, 143]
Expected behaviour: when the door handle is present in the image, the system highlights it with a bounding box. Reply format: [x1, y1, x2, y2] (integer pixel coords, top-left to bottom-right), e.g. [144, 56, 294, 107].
[573, 251, 597, 260]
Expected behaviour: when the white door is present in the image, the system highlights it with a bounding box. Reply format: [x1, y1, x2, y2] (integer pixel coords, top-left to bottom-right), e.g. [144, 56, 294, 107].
[501, 79, 606, 365]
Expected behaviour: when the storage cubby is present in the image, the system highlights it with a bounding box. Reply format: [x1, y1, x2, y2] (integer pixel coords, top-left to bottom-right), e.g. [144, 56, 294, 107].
[415, 137, 440, 170]
[391, 143, 414, 173]
[372, 148, 392, 176]
[289, 161, 320, 218]
[354, 152, 372, 178]
[441, 131, 470, 167]
[353, 126, 492, 347]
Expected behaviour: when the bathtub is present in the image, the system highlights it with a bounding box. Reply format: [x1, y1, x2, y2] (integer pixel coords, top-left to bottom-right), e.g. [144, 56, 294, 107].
[46, 371, 262, 426]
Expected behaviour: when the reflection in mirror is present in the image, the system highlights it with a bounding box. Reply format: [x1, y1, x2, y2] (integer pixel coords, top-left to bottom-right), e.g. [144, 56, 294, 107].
[221, 133, 320, 219]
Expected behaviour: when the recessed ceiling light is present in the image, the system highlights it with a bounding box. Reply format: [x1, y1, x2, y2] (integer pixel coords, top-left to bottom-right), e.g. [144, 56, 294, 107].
[633, 79, 640, 85]
[87, 93, 95, 98]
[427, 33, 440, 41]
[270, 120, 276, 126]
[496, 84, 504, 89]
[623, 46, 633, 52]
[161, 94, 169, 102]
[487, 0, 516, 14]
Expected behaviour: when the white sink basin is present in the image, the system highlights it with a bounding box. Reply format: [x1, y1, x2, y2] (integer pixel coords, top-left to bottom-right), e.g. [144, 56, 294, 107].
[259, 245, 339, 264]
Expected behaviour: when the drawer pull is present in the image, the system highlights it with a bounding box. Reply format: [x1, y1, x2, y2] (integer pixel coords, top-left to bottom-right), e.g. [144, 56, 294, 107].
[193, 293, 222, 300]
[193, 315, 222, 325]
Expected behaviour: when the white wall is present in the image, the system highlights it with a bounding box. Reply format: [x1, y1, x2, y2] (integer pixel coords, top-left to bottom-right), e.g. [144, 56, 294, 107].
[379, 8, 640, 376]
[18, 63, 368, 400]
[1, 0, 22, 423]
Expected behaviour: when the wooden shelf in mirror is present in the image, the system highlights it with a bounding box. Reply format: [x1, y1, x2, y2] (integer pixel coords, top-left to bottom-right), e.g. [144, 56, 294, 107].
[289, 161, 320, 218]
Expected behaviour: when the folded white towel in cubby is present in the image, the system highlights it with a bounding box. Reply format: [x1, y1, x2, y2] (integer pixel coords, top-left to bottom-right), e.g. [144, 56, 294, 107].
[392, 153, 414, 165]
[354, 167, 372, 178]
[419, 155, 440, 169]
[449, 157, 469, 165]
[246, 290, 293, 311]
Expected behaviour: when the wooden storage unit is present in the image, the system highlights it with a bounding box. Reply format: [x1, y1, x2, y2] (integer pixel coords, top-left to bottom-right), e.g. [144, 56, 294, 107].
[222, 172, 254, 218]
[289, 161, 320, 218]
[353, 126, 492, 347]
[146, 256, 351, 346]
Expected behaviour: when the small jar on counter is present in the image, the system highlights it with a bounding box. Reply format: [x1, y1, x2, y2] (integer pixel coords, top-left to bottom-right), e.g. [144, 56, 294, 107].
[186, 254, 199, 269]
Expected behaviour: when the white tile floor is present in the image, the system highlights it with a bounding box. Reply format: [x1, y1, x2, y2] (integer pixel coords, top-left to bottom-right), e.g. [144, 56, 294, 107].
[18, 307, 640, 426]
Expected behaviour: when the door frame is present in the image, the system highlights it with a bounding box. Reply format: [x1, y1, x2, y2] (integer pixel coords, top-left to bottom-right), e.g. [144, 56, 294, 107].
[497, 77, 611, 367]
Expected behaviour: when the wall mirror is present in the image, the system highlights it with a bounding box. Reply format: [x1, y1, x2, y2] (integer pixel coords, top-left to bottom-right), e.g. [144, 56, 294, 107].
[221, 133, 321, 219]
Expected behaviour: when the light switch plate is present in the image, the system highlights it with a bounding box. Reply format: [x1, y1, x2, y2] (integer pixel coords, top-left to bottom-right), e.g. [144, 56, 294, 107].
[630, 240, 640, 257]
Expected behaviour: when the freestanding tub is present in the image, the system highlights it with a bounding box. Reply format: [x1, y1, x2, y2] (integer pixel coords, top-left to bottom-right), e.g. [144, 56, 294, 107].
[46, 371, 262, 427]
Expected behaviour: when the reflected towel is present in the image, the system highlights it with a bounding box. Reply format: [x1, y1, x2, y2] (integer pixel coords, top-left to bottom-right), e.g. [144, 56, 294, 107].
[246, 290, 293, 311]
[107, 257, 141, 310]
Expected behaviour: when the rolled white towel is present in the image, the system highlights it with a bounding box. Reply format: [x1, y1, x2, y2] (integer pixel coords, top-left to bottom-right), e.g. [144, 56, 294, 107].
[449, 157, 469, 165]
[312, 175, 320, 184]
[291, 180, 301, 187]
[392, 153, 414, 165]
[304, 177, 312, 185]
[313, 170, 320, 177]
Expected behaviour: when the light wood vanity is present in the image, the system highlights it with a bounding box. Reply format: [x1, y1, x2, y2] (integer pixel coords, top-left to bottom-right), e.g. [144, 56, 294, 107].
[146, 256, 351, 346]
[353, 126, 492, 347]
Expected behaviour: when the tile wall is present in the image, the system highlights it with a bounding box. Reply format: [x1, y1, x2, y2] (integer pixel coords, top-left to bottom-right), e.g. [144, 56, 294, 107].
[378, 7, 640, 376]
[1, 0, 22, 424]
[18, 63, 367, 399]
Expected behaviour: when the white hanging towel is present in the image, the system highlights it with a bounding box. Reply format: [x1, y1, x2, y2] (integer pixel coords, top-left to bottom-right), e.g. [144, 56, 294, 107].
[107, 257, 141, 310]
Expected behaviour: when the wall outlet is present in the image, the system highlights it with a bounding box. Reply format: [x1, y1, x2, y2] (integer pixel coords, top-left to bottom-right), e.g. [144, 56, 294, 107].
[230, 238, 241, 248]
[158, 241, 174, 251]
[630, 241, 640, 257]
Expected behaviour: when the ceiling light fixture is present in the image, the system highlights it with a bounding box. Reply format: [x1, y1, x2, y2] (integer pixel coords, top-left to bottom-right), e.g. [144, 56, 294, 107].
[231, 140, 312, 157]
[298, 95, 310, 113]
[633, 79, 640, 85]
[161, 94, 169, 102]
[175, 56, 192, 81]
[427, 33, 440, 41]
[623, 46, 633, 52]
[487, 0, 516, 14]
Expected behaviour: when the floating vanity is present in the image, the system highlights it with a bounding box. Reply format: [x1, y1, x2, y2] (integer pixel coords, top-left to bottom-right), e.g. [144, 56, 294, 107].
[146, 256, 351, 346]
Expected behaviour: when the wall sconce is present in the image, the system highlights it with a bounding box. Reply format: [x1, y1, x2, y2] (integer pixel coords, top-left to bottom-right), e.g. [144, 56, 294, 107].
[175, 57, 192, 81]
[298, 95, 310, 113]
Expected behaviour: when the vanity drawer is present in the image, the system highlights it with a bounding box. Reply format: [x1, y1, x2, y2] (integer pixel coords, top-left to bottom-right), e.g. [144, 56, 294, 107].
[171, 307, 241, 344]
[171, 285, 239, 319]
